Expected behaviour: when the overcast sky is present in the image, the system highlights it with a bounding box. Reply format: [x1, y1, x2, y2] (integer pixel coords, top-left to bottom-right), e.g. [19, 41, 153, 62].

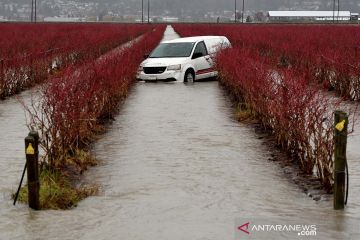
[4, 0, 360, 11]
[1, 0, 359, 19]
[126, 0, 358, 12]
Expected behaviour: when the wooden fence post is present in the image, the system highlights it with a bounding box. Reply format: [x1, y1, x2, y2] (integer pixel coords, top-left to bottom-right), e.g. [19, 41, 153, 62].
[334, 110, 348, 210]
[25, 131, 40, 210]
[0, 59, 4, 99]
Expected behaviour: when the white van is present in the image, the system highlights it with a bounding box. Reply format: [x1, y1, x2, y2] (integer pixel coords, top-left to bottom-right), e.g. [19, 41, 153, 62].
[136, 36, 231, 82]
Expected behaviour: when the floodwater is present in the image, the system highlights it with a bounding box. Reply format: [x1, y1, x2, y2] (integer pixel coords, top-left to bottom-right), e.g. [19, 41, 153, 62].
[0, 26, 359, 240]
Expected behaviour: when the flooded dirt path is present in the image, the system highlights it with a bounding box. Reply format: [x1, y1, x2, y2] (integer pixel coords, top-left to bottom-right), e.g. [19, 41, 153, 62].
[0, 26, 359, 239]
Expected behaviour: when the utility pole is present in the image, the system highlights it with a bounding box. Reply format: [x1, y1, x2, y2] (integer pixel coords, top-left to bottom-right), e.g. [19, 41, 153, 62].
[333, 0, 336, 23]
[147, 0, 150, 24]
[34, 0, 37, 23]
[242, 0, 245, 23]
[337, 0, 340, 23]
[234, 0, 237, 23]
[31, 0, 33, 22]
[142, 0, 144, 23]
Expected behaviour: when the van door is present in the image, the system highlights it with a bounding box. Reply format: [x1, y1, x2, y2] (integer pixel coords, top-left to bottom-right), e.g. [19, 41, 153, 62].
[191, 41, 214, 80]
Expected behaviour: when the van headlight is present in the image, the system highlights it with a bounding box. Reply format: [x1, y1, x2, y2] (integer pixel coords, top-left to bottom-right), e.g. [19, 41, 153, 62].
[167, 64, 181, 71]
[138, 65, 144, 72]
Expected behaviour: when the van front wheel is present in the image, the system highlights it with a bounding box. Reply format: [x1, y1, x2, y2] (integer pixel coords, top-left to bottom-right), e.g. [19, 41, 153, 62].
[184, 70, 195, 83]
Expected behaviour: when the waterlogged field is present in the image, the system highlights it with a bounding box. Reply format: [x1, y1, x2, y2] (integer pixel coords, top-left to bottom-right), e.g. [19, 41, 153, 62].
[174, 24, 360, 100]
[174, 24, 360, 190]
[0, 22, 166, 209]
[25, 25, 165, 174]
[0, 23, 154, 98]
[0, 24, 359, 239]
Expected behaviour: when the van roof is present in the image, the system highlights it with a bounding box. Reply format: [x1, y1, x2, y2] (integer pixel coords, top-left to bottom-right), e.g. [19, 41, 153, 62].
[162, 36, 226, 44]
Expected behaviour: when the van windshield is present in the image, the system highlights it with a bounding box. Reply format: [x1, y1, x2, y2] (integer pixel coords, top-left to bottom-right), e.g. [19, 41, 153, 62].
[149, 42, 196, 58]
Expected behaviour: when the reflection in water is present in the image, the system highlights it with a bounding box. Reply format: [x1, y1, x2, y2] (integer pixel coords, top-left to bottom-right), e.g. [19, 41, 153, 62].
[0, 26, 359, 240]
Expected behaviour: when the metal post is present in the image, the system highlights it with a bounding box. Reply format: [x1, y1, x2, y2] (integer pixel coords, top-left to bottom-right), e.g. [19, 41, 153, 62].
[242, 0, 245, 23]
[13, 162, 27, 206]
[147, 0, 150, 24]
[334, 111, 348, 210]
[142, 0, 144, 23]
[25, 131, 40, 210]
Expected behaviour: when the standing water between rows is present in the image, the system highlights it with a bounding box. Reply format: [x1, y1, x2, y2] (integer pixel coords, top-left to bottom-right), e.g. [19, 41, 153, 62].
[0, 26, 359, 239]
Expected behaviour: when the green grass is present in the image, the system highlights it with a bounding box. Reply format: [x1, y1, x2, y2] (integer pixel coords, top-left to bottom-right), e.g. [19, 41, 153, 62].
[17, 169, 98, 210]
[15, 149, 99, 210]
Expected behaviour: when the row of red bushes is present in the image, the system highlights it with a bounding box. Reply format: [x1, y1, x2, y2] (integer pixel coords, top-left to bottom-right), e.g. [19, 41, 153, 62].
[217, 48, 336, 189]
[25, 25, 165, 168]
[0, 23, 153, 99]
[174, 24, 360, 101]
[173, 24, 358, 189]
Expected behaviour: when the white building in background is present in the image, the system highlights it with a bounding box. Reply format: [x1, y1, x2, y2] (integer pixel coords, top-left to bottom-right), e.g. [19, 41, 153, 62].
[268, 11, 352, 22]
[350, 13, 359, 21]
[43, 16, 85, 22]
[161, 17, 179, 22]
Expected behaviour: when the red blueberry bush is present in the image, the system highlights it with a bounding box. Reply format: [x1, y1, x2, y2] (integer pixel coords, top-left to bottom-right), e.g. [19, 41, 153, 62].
[0, 23, 153, 99]
[174, 24, 360, 101]
[174, 24, 358, 189]
[25, 25, 165, 168]
[217, 48, 337, 189]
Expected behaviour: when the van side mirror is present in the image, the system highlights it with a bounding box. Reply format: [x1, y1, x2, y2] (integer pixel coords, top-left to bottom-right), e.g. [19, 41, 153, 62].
[192, 52, 204, 59]
[144, 54, 149, 59]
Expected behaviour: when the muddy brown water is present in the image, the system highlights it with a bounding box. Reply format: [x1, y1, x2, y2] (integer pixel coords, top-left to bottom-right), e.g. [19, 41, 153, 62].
[0, 26, 359, 240]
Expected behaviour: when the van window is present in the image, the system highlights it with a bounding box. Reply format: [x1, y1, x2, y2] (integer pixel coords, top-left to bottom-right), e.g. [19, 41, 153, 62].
[150, 42, 196, 58]
[193, 41, 208, 57]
